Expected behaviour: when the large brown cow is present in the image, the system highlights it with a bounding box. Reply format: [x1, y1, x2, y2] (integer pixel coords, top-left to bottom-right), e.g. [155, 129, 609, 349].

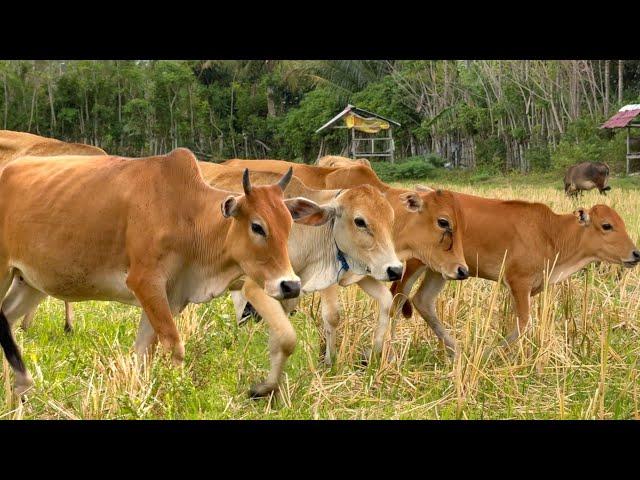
[392, 191, 640, 353]
[0, 130, 107, 332]
[564, 161, 611, 197]
[0, 148, 329, 396]
[202, 166, 404, 393]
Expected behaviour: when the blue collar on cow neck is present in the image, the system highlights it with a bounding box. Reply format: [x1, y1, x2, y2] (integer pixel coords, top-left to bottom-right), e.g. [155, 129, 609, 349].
[332, 189, 349, 280]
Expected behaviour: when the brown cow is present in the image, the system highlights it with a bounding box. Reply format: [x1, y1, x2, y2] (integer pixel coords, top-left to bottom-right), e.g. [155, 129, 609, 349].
[318, 155, 372, 169]
[0, 130, 107, 332]
[0, 149, 328, 396]
[564, 161, 611, 197]
[392, 192, 640, 353]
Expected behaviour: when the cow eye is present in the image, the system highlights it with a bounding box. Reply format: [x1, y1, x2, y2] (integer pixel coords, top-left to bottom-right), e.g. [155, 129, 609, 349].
[602, 223, 613, 231]
[251, 223, 266, 237]
[354, 217, 367, 228]
[437, 218, 450, 230]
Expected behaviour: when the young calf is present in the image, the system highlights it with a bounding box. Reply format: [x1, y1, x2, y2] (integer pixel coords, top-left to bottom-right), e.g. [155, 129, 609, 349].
[0, 149, 325, 396]
[202, 167, 404, 394]
[392, 192, 640, 352]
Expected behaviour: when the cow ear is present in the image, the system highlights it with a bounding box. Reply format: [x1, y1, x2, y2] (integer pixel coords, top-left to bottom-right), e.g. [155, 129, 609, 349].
[573, 208, 590, 226]
[400, 192, 423, 212]
[285, 197, 335, 226]
[222, 195, 241, 218]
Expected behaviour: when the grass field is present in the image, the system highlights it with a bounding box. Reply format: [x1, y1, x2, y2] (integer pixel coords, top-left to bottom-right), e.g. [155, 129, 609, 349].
[1, 174, 639, 419]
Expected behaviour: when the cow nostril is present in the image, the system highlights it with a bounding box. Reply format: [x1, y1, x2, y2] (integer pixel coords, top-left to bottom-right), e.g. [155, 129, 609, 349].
[633, 250, 640, 260]
[280, 280, 301, 299]
[457, 266, 469, 280]
[387, 266, 403, 281]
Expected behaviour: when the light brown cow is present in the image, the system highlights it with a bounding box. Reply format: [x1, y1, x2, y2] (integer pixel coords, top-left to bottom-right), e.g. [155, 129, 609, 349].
[392, 191, 640, 352]
[220, 159, 470, 361]
[202, 166, 404, 394]
[0, 130, 107, 332]
[0, 148, 328, 396]
[318, 155, 372, 169]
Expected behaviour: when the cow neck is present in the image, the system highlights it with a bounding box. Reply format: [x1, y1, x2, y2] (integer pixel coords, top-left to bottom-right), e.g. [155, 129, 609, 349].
[382, 187, 415, 259]
[330, 190, 350, 279]
[196, 186, 243, 281]
[546, 212, 595, 277]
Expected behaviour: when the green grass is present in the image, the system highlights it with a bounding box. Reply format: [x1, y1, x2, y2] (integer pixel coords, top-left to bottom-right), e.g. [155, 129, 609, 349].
[1, 176, 639, 419]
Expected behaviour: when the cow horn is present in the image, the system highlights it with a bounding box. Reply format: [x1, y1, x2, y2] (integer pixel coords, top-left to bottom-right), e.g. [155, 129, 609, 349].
[242, 168, 252, 194]
[278, 167, 293, 191]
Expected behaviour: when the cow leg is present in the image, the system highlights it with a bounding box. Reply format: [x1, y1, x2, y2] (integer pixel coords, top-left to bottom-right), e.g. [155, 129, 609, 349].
[2, 275, 47, 330]
[0, 268, 34, 396]
[229, 289, 250, 324]
[412, 269, 456, 355]
[126, 270, 184, 366]
[21, 307, 36, 330]
[391, 259, 427, 318]
[504, 283, 532, 344]
[63, 302, 74, 333]
[319, 284, 340, 366]
[134, 312, 158, 362]
[242, 278, 296, 398]
[357, 277, 394, 358]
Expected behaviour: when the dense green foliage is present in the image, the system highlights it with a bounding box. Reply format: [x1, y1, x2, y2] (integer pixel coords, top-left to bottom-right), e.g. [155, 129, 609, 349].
[1, 60, 639, 172]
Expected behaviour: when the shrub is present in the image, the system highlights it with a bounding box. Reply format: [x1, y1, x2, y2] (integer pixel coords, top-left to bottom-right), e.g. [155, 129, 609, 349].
[525, 145, 552, 171]
[370, 156, 438, 182]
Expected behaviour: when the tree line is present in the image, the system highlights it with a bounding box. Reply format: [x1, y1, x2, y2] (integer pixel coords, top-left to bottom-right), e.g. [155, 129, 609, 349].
[1, 60, 638, 172]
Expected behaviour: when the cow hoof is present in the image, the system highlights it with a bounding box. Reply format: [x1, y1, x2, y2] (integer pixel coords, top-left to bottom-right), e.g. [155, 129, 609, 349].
[249, 381, 277, 398]
[14, 376, 34, 399]
[64, 324, 73, 334]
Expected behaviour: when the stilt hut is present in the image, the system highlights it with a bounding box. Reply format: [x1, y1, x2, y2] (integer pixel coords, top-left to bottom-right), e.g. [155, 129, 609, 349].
[601, 104, 640, 174]
[315, 105, 400, 163]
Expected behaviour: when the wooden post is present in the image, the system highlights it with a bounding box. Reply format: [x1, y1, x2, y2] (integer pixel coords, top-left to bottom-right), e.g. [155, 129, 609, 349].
[627, 126, 630, 175]
[351, 128, 356, 159]
[389, 127, 395, 164]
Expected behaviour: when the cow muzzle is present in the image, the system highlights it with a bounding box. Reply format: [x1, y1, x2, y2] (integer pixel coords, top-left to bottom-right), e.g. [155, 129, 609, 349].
[386, 264, 404, 281]
[280, 280, 301, 299]
[265, 275, 302, 299]
[623, 250, 640, 268]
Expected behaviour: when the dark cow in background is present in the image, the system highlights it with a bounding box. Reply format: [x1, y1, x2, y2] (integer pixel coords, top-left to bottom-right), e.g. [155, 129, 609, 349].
[564, 161, 611, 197]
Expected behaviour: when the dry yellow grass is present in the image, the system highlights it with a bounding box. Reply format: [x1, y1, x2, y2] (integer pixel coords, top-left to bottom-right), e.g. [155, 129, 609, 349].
[0, 179, 638, 419]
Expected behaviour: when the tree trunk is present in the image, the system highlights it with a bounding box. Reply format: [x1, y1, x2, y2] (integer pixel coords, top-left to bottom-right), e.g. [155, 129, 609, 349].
[604, 60, 610, 116]
[47, 78, 56, 133]
[618, 60, 624, 104]
[27, 85, 37, 131]
[2, 73, 8, 129]
[266, 85, 276, 117]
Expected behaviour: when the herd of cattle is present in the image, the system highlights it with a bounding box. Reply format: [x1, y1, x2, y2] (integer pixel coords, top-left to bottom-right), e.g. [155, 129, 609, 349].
[0, 130, 637, 400]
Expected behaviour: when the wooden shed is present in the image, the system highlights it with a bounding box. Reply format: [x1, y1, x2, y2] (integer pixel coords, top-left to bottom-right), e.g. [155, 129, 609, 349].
[601, 104, 640, 174]
[315, 105, 401, 163]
